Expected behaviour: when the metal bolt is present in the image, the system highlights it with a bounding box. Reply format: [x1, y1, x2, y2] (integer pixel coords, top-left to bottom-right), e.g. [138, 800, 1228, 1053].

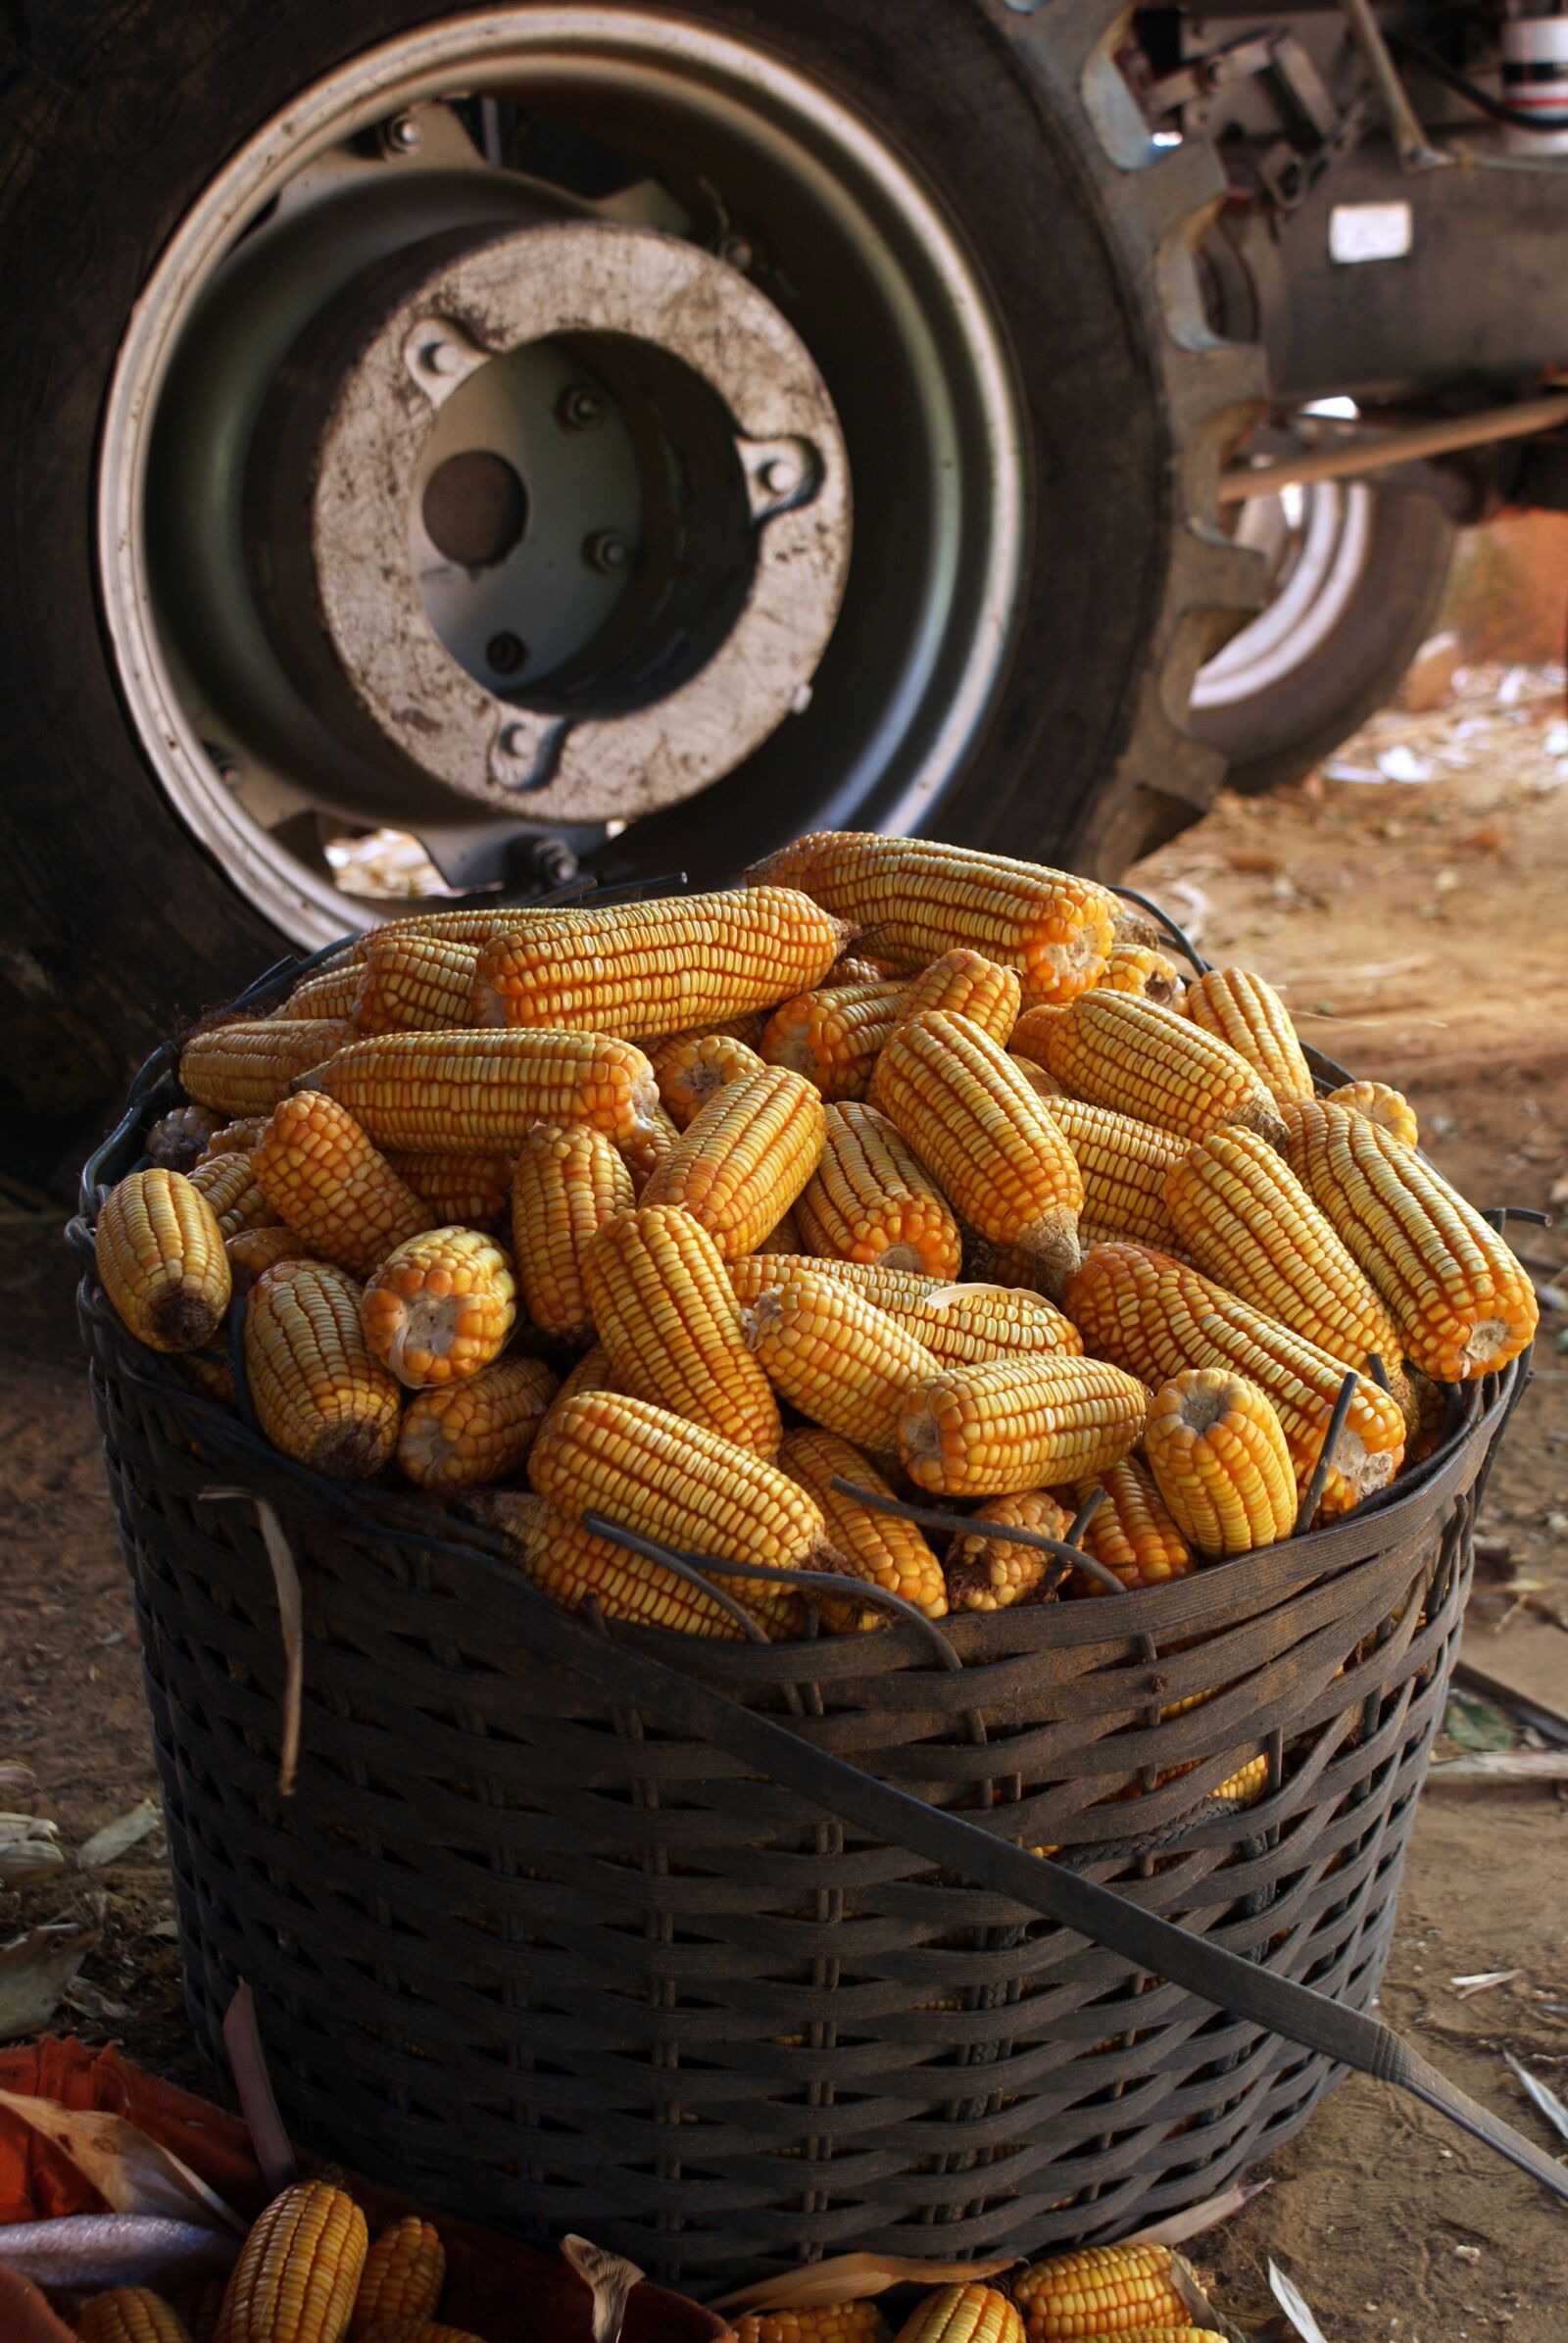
[420, 339, 462, 377]
[498, 721, 535, 759]
[383, 114, 423, 156]
[583, 530, 631, 575]
[557, 384, 606, 432]
[487, 631, 527, 676]
[717, 233, 756, 273]
[209, 749, 243, 791]
[760, 453, 803, 498]
[530, 837, 581, 888]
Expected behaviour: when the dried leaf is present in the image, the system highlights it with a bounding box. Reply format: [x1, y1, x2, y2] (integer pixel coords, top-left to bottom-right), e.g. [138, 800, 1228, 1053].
[1122, 2177, 1270, 2248]
[78, 1798, 162, 1870]
[1449, 1970, 1523, 1999]
[712, 2253, 1018, 2314]
[0, 1928, 97, 2041]
[1505, 2053, 1568, 2145]
[203, 1489, 304, 1796]
[1269, 2260, 1329, 2343]
[223, 1982, 296, 2191]
[0, 1818, 65, 1887]
[561, 2234, 645, 2343]
[1170, 2253, 1250, 2343]
[0, 2087, 244, 2232]
[0, 1765, 38, 1799]
[0, 2213, 237, 2291]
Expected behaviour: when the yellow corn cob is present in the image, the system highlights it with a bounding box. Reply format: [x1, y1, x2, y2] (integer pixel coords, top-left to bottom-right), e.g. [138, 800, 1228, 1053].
[362, 1226, 516, 1388]
[1099, 943, 1186, 1007]
[946, 1489, 1072, 1610]
[739, 1266, 943, 1463]
[177, 1350, 238, 1409]
[180, 1019, 360, 1117]
[1043, 992, 1284, 1143]
[1064, 1241, 1407, 1515]
[511, 1122, 635, 1341]
[469, 1489, 752, 1638]
[797, 1100, 962, 1278]
[78, 2289, 194, 2343]
[892, 2282, 1025, 2343]
[226, 1223, 314, 1293]
[385, 1150, 514, 1226]
[472, 887, 850, 1035]
[733, 2307, 891, 2343]
[147, 1103, 222, 1171]
[1280, 1098, 1538, 1378]
[780, 1427, 949, 1618]
[358, 2324, 485, 2343]
[214, 2179, 368, 2343]
[620, 1098, 680, 1194]
[649, 1030, 767, 1128]
[352, 933, 481, 1034]
[760, 979, 907, 1102]
[1325, 1077, 1418, 1147]
[349, 2218, 446, 2335]
[730, 1252, 1083, 1366]
[255, 1093, 433, 1278]
[308, 1029, 662, 1154]
[1184, 965, 1314, 1105]
[528, 1390, 829, 1631]
[960, 1232, 1056, 1294]
[203, 1115, 270, 1158]
[899, 1353, 1148, 1496]
[824, 952, 901, 986]
[1042, 1096, 1187, 1249]
[172, 2276, 227, 2343]
[245, 1262, 401, 1479]
[745, 831, 1118, 1003]
[757, 1204, 803, 1253]
[1211, 1755, 1269, 1808]
[640, 1065, 826, 1257]
[97, 1169, 231, 1352]
[550, 1343, 618, 1408]
[1166, 1123, 1407, 1389]
[1014, 2244, 1188, 2338]
[1404, 1365, 1449, 1467]
[187, 1152, 282, 1239]
[281, 963, 362, 1023]
[1008, 1003, 1069, 1064]
[895, 948, 1022, 1045]
[584, 1203, 781, 1454]
[336, 905, 547, 960]
[1145, 1367, 1297, 1556]
[1069, 1455, 1193, 1594]
[397, 1354, 557, 1489]
[870, 1010, 1084, 1286]
[1008, 1050, 1064, 1101]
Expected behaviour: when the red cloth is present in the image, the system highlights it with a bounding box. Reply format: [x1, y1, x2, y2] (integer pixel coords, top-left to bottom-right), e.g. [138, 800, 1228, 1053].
[0, 2038, 731, 2343]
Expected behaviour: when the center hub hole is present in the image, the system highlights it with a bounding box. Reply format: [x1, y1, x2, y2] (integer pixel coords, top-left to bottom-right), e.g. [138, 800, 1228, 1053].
[422, 450, 527, 568]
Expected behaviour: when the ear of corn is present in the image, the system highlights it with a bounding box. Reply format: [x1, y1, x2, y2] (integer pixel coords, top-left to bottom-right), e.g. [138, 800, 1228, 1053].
[356, 2323, 486, 2343]
[226, 1224, 315, 1293]
[900, 1353, 1148, 1497]
[1099, 943, 1186, 1007]
[891, 2283, 1025, 2343]
[1008, 1003, 1069, 1064]
[255, 1093, 433, 1277]
[824, 952, 901, 986]
[349, 2218, 446, 2336]
[744, 831, 1118, 1003]
[472, 888, 850, 1035]
[640, 1066, 826, 1257]
[1007, 1050, 1063, 1100]
[1145, 1367, 1298, 1556]
[584, 1204, 782, 1455]
[1070, 1455, 1193, 1593]
[779, 1427, 949, 1620]
[245, 1263, 402, 1481]
[620, 1099, 680, 1193]
[333, 904, 544, 959]
[214, 2178, 368, 2343]
[180, 1019, 360, 1116]
[1064, 1240, 1407, 1516]
[734, 2307, 891, 2343]
[77, 2289, 194, 2343]
[730, 1252, 1083, 1365]
[397, 1355, 557, 1489]
[308, 1029, 662, 1154]
[97, 1169, 231, 1352]
[1042, 1095, 1187, 1249]
[946, 1489, 1071, 1611]
[796, 1100, 963, 1278]
[1279, 1098, 1538, 1380]
[147, 1103, 222, 1170]
[1014, 2244, 1188, 2338]
[895, 948, 1022, 1045]
[172, 2276, 228, 2343]
[1044, 991, 1284, 1143]
[187, 1152, 283, 1239]
[351, 933, 481, 1034]
[362, 1227, 516, 1388]
[203, 1115, 270, 1158]
[384, 1151, 514, 1227]
[871, 1010, 1084, 1286]
[470, 1489, 751, 1639]
[760, 979, 907, 1101]
[281, 964, 362, 1022]
[740, 1266, 943, 1463]
[756, 1204, 804, 1254]
[650, 1031, 767, 1128]
[1325, 1077, 1418, 1147]
[511, 1122, 636, 1341]
[1185, 965, 1315, 1104]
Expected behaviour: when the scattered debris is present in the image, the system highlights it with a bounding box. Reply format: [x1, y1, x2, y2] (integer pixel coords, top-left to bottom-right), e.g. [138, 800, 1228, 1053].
[0, 1926, 97, 2041]
[0, 2086, 244, 2229]
[0, 1813, 64, 1886]
[1447, 1969, 1522, 1998]
[1505, 2054, 1568, 2145]
[1396, 629, 1462, 713]
[77, 1798, 162, 1871]
[1269, 2259, 1330, 2343]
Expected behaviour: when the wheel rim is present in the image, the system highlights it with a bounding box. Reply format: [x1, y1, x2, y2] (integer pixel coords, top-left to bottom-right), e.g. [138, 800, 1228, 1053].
[97, 7, 1025, 945]
[1191, 482, 1373, 711]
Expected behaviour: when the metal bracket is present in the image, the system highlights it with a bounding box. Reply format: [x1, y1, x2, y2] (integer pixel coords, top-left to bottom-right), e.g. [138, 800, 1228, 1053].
[1336, 0, 1452, 171]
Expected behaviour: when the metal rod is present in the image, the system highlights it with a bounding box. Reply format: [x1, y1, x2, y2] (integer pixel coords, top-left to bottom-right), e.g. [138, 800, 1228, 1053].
[1220, 391, 1568, 504]
[832, 1477, 1131, 1602]
[1336, 0, 1450, 171]
[1294, 1369, 1361, 1535]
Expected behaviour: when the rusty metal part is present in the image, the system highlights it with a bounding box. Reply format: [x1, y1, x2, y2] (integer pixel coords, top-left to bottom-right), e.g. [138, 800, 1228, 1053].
[1220, 389, 1568, 501]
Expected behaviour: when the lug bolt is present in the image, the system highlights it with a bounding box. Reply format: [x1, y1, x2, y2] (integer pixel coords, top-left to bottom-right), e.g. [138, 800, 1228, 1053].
[383, 114, 423, 155]
[583, 530, 631, 575]
[487, 631, 527, 676]
[760, 453, 802, 498]
[209, 747, 243, 791]
[420, 340, 462, 377]
[717, 233, 756, 273]
[557, 384, 606, 431]
[498, 721, 534, 759]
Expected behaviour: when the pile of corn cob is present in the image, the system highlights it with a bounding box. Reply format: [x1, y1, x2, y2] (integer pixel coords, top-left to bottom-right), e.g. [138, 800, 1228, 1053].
[71, 2185, 1224, 2343]
[95, 828, 1537, 1642]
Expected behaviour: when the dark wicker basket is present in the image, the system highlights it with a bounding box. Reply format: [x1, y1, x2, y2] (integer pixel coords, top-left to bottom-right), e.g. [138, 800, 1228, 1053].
[75, 1155, 1518, 2291]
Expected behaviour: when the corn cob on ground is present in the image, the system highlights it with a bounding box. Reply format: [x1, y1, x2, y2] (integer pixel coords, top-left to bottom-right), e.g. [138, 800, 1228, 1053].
[891, 2282, 1024, 2343]
[1069, 1455, 1193, 1593]
[511, 1121, 636, 1341]
[187, 1151, 282, 1239]
[730, 1251, 1083, 1365]
[946, 1489, 1072, 1610]
[1044, 991, 1284, 1143]
[1014, 2244, 1188, 2338]
[894, 947, 1022, 1045]
[215, 2179, 368, 2343]
[584, 1204, 782, 1455]
[871, 1009, 1084, 1285]
[640, 1065, 826, 1257]
[397, 1354, 557, 1489]
[255, 1093, 433, 1278]
[780, 1427, 949, 1620]
[740, 1266, 943, 1463]
[146, 1102, 222, 1170]
[472, 888, 850, 1035]
[1041, 1096, 1186, 1250]
[733, 2306, 891, 2343]
[796, 1100, 963, 1277]
[1185, 965, 1315, 1104]
[1325, 1076, 1418, 1147]
[352, 932, 481, 1034]
[1145, 1367, 1298, 1556]
[362, 1227, 516, 1388]
[180, 1018, 360, 1117]
[1279, 1098, 1538, 1379]
[245, 1261, 402, 1480]
[385, 1150, 514, 1226]
[97, 1169, 232, 1352]
[900, 1353, 1148, 1497]
[760, 978, 907, 1101]
[349, 2218, 446, 2335]
[650, 1030, 767, 1128]
[467, 1489, 752, 1637]
[78, 2289, 194, 2343]
[308, 1029, 662, 1153]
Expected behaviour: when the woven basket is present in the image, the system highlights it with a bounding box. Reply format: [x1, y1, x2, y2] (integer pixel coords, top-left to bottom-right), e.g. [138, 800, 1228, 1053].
[74, 1039, 1520, 2294]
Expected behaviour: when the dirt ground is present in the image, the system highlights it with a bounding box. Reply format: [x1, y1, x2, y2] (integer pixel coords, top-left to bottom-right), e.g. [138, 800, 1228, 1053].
[3, 662, 1566, 2339]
